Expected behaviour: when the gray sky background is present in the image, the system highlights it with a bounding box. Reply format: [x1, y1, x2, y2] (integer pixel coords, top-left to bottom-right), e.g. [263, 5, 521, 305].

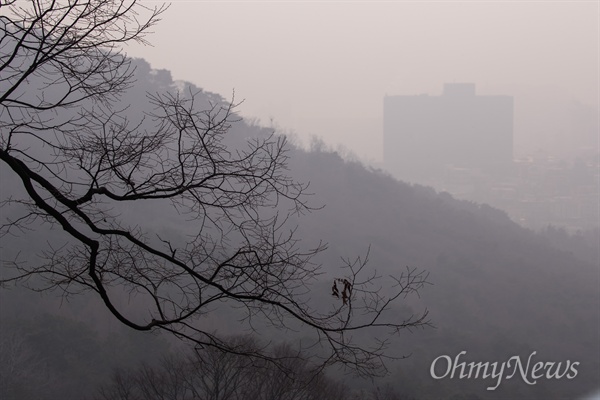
[126, 1, 599, 162]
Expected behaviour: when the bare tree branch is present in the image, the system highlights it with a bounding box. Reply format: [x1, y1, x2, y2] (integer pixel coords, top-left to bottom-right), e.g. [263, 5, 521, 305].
[0, 0, 431, 378]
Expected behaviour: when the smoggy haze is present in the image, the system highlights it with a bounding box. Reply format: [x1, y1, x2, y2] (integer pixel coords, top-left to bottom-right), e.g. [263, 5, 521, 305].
[125, 1, 599, 162]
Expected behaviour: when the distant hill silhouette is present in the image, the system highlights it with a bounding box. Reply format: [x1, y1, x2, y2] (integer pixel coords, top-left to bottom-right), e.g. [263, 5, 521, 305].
[1, 58, 597, 400]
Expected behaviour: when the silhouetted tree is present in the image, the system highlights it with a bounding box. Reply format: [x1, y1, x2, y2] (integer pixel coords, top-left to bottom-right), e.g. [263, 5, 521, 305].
[0, 330, 52, 399]
[0, 0, 429, 376]
[96, 336, 349, 400]
[96, 337, 413, 400]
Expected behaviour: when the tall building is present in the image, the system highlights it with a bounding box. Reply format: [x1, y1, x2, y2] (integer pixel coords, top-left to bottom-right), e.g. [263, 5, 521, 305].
[383, 83, 513, 183]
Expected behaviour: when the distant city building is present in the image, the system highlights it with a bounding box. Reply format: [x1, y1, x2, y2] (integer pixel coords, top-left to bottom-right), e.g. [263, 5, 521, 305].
[384, 83, 514, 183]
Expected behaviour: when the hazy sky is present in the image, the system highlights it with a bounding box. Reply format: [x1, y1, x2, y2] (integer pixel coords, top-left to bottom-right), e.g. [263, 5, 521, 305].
[127, 1, 599, 162]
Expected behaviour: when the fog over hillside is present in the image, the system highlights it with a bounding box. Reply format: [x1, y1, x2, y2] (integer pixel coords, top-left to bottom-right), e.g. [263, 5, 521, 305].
[1, 59, 598, 399]
[122, 1, 598, 242]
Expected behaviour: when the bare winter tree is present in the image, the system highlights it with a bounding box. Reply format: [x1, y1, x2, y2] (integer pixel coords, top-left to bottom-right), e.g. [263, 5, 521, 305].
[0, 0, 430, 376]
[0, 330, 52, 399]
[96, 336, 350, 400]
[96, 336, 411, 400]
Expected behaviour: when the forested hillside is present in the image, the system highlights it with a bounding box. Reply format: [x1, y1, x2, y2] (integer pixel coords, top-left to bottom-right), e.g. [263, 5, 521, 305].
[1, 58, 598, 400]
